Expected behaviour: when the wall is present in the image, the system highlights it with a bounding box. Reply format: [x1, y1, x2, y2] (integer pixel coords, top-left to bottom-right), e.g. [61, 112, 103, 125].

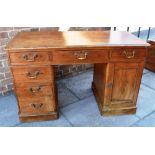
[0, 27, 110, 95]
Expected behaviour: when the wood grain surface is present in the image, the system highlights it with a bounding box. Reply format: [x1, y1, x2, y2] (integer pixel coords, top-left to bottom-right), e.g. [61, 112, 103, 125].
[6, 31, 149, 50]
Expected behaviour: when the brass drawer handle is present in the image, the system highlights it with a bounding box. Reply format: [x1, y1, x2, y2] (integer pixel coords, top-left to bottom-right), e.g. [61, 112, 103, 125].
[26, 71, 40, 79]
[31, 103, 43, 109]
[123, 50, 135, 59]
[74, 51, 88, 60]
[23, 53, 38, 62]
[29, 86, 41, 93]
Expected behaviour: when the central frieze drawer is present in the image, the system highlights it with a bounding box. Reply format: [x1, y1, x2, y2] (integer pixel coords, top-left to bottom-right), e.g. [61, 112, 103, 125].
[52, 50, 109, 64]
[11, 66, 54, 83]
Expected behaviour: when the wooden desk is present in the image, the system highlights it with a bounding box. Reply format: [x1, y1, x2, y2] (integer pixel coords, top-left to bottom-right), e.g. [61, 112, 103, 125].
[6, 31, 149, 122]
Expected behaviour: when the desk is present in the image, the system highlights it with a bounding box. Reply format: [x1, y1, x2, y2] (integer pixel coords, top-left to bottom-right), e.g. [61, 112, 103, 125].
[6, 31, 149, 122]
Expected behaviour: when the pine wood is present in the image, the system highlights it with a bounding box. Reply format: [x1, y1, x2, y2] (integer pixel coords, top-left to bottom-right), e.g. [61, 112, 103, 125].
[18, 96, 56, 114]
[15, 82, 54, 97]
[9, 51, 50, 65]
[93, 62, 144, 115]
[6, 31, 149, 122]
[6, 31, 149, 50]
[11, 66, 54, 83]
[110, 48, 147, 61]
[19, 112, 58, 122]
[52, 49, 109, 64]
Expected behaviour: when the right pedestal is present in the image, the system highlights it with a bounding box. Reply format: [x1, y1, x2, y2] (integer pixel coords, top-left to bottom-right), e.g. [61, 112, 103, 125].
[92, 62, 144, 116]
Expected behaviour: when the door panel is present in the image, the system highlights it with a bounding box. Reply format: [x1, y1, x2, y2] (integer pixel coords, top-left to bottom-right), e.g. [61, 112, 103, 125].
[109, 63, 139, 107]
[112, 67, 138, 103]
[95, 62, 144, 110]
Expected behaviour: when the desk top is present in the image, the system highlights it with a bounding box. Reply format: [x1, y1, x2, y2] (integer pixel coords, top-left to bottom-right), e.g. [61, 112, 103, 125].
[6, 31, 150, 50]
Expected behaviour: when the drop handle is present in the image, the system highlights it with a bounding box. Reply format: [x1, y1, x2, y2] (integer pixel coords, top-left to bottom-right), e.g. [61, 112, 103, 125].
[29, 87, 41, 93]
[74, 51, 88, 60]
[22, 53, 38, 62]
[31, 103, 43, 109]
[123, 50, 135, 59]
[26, 71, 41, 79]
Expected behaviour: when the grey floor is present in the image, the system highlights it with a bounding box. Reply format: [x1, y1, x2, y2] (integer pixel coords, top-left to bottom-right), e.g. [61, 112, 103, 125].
[0, 69, 155, 127]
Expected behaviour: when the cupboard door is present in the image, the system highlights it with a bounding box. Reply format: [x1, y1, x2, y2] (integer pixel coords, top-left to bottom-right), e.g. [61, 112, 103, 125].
[105, 62, 144, 108]
[111, 63, 138, 106]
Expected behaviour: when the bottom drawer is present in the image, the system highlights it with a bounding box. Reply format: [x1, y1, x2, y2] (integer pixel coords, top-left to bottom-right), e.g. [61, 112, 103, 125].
[18, 96, 56, 114]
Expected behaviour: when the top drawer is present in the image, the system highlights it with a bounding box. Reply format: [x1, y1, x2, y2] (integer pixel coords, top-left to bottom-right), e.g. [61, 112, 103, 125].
[110, 48, 147, 61]
[9, 51, 50, 65]
[52, 49, 109, 64]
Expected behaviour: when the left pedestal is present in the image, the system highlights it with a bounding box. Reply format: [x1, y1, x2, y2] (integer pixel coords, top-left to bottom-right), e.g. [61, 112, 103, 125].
[10, 65, 58, 123]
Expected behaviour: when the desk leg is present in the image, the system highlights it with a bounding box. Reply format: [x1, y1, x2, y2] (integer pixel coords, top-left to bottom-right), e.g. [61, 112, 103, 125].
[92, 62, 144, 116]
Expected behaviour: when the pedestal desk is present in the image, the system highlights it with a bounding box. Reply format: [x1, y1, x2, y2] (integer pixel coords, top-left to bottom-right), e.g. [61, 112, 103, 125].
[6, 31, 149, 122]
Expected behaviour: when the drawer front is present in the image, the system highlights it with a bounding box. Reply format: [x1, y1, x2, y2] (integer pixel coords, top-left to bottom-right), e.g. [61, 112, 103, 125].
[18, 96, 56, 114]
[9, 51, 50, 65]
[52, 50, 109, 64]
[12, 66, 53, 83]
[110, 48, 147, 61]
[15, 83, 54, 97]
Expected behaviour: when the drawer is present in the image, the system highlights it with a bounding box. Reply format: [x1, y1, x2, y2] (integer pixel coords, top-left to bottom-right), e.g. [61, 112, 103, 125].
[18, 96, 56, 114]
[9, 51, 50, 65]
[52, 49, 109, 64]
[11, 66, 54, 83]
[110, 48, 147, 61]
[15, 83, 54, 97]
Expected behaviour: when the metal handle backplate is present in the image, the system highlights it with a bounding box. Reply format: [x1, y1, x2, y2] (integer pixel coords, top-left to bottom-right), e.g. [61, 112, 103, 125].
[29, 86, 41, 93]
[26, 71, 40, 79]
[123, 50, 135, 59]
[23, 53, 38, 62]
[74, 51, 88, 60]
[31, 103, 43, 109]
